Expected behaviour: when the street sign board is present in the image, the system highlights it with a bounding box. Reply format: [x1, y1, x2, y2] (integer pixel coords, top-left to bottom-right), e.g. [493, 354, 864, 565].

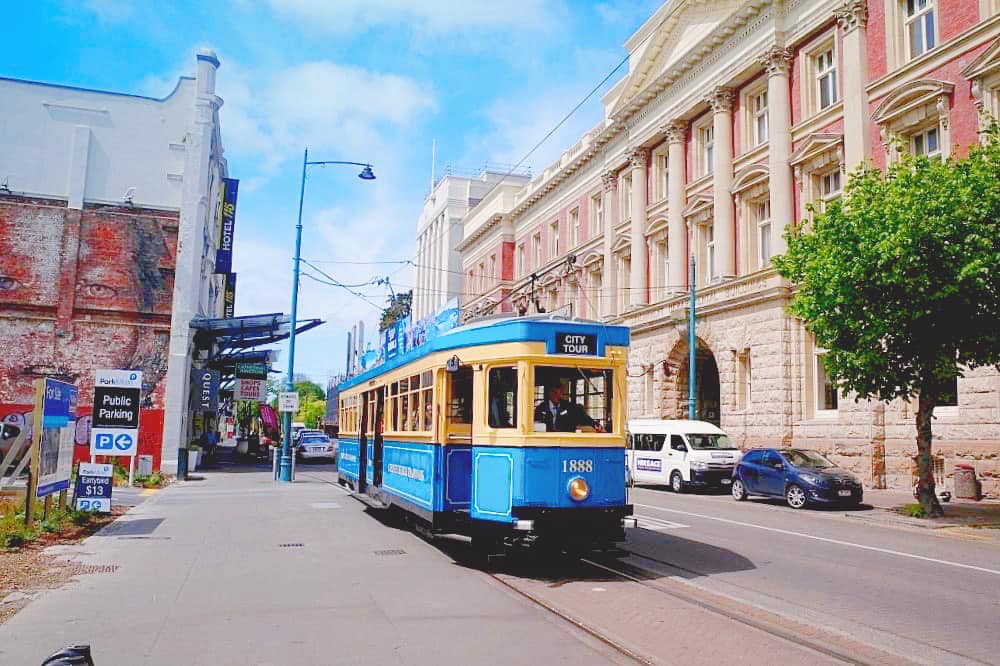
[191, 369, 220, 412]
[234, 378, 266, 402]
[75, 462, 112, 513]
[278, 392, 300, 413]
[90, 370, 143, 457]
[36, 378, 78, 497]
[235, 362, 268, 379]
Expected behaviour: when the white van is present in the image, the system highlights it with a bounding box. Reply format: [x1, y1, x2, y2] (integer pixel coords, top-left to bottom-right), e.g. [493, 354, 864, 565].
[626, 419, 741, 492]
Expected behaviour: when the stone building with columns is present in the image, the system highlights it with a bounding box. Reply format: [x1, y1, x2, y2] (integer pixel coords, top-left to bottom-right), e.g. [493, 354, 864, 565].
[454, 0, 1000, 497]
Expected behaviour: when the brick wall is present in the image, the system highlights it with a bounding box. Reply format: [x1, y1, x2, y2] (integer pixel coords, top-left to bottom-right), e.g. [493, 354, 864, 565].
[0, 196, 177, 470]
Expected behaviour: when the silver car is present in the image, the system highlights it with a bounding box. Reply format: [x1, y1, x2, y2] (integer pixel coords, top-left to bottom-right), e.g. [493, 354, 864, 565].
[295, 434, 337, 462]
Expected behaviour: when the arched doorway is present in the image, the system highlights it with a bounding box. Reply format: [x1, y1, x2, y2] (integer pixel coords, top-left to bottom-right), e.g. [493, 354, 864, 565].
[663, 338, 721, 426]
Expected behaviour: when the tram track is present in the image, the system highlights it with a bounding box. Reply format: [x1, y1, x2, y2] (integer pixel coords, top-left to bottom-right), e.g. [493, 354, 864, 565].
[485, 548, 917, 666]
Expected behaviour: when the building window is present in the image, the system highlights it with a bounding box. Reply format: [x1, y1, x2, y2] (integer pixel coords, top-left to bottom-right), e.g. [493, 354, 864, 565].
[905, 0, 936, 60]
[751, 89, 768, 147]
[590, 269, 603, 317]
[910, 126, 941, 159]
[517, 244, 525, 277]
[549, 220, 560, 257]
[622, 174, 632, 220]
[532, 233, 542, 270]
[591, 194, 604, 234]
[816, 48, 838, 110]
[701, 125, 715, 177]
[655, 151, 669, 201]
[570, 207, 580, 248]
[755, 200, 771, 269]
[736, 349, 752, 410]
[815, 351, 839, 414]
[619, 257, 631, 312]
[706, 223, 717, 280]
[478, 262, 486, 293]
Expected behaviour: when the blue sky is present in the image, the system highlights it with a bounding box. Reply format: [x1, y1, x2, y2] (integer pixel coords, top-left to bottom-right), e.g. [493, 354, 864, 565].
[9, 0, 659, 387]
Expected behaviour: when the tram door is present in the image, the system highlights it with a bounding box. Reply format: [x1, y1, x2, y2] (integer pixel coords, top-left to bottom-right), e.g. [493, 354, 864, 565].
[372, 387, 386, 487]
[358, 391, 370, 493]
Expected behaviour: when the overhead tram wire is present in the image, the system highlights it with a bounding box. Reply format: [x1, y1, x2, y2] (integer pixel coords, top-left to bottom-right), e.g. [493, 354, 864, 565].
[406, 49, 633, 266]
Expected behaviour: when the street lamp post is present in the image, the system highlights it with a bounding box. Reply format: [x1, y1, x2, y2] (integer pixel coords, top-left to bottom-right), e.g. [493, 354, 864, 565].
[278, 148, 375, 483]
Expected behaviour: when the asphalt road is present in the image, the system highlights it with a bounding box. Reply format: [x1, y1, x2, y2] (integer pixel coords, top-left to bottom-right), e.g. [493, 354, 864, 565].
[626, 486, 1000, 665]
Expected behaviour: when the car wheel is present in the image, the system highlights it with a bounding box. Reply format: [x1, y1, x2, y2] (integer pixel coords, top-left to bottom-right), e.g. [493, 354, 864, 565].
[670, 471, 686, 493]
[731, 479, 747, 501]
[786, 484, 808, 509]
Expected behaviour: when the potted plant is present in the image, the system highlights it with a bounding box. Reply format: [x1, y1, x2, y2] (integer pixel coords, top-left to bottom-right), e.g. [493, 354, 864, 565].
[187, 444, 201, 472]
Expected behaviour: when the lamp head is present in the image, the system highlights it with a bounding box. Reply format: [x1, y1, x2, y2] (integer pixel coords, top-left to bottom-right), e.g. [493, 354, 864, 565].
[358, 165, 376, 180]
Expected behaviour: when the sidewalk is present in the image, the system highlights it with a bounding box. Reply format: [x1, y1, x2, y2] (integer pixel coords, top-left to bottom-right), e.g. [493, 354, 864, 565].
[845, 488, 1000, 539]
[0, 466, 625, 665]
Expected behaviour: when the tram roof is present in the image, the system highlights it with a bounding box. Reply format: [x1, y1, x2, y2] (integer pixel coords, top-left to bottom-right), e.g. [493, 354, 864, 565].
[338, 316, 629, 392]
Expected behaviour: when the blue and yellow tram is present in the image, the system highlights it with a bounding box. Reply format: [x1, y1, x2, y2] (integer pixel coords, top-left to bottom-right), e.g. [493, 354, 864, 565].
[336, 315, 633, 549]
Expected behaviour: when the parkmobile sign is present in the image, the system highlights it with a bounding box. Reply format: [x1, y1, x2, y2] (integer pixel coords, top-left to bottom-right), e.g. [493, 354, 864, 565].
[90, 370, 143, 457]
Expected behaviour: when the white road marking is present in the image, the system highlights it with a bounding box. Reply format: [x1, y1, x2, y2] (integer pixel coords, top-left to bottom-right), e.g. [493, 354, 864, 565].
[635, 514, 689, 531]
[634, 502, 1000, 577]
[310, 502, 342, 509]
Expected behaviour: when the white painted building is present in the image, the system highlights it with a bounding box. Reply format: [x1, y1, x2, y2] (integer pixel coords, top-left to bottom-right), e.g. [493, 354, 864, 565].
[0, 49, 230, 473]
[411, 168, 529, 320]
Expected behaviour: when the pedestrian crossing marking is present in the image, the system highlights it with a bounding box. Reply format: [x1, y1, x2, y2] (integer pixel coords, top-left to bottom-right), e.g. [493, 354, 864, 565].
[636, 515, 689, 531]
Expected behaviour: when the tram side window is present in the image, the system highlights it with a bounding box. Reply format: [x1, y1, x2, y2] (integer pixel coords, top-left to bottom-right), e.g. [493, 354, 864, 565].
[487, 367, 518, 428]
[533, 366, 613, 433]
[388, 374, 433, 432]
[447, 366, 473, 426]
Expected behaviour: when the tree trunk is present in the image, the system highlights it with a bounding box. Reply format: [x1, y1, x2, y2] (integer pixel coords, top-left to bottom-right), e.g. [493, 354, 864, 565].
[915, 395, 944, 517]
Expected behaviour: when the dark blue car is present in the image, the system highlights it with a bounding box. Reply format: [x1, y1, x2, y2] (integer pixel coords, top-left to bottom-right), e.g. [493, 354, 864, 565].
[731, 448, 863, 509]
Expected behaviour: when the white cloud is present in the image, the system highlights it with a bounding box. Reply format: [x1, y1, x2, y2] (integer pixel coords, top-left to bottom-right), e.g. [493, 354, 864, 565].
[81, 0, 135, 23]
[262, 0, 562, 36]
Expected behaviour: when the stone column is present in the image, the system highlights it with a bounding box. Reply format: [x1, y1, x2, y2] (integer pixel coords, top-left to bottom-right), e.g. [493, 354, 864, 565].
[836, 1, 871, 170]
[707, 87, 735, 278]
[665, 121, 688, 293]
[761, 46, 794, 258]
[601, 170, 618, 318]
[627, 148, 649, 307]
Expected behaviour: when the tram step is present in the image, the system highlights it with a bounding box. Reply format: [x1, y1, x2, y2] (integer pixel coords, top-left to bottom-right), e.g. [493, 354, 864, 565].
[352, 491, 389, 510]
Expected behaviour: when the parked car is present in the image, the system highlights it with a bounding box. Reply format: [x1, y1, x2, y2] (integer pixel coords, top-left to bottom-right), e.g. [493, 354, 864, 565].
[295, 433, 337, 462]
[731, 448, 863, 509]
[625, 419, 742, 492]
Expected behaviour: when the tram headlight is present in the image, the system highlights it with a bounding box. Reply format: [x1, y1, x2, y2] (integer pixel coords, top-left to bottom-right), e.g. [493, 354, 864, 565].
[568, 476, 590, 502]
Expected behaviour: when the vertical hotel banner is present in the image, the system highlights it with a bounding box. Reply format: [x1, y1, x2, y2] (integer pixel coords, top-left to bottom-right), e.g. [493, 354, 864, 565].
[224, 273, 237, 318]
[215, 178, 239, 274]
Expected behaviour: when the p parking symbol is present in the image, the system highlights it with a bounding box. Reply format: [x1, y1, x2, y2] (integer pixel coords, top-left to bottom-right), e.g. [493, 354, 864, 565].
[95, 433, 113, 450]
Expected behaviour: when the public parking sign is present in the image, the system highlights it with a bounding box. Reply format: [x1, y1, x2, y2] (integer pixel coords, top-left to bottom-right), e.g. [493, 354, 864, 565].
[90, 370, 142, 457]
[75, 462, 112, 513]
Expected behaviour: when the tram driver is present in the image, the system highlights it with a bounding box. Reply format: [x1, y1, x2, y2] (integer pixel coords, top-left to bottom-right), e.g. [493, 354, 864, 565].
[534, 382, 605, 433]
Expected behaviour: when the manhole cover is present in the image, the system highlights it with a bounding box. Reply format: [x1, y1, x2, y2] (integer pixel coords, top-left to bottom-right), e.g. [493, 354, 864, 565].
[278, 543, 304, 548]
[66, 564, 119, 575]
[373, 549, 406, 556]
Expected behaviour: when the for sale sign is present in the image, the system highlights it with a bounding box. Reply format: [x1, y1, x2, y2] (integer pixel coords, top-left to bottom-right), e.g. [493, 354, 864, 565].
[75, 462, 112, 513]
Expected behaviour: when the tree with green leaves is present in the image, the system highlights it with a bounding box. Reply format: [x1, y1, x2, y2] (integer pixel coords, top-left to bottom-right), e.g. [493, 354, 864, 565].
[775, 129, 1000, 517]
[380, 290, 412, 331]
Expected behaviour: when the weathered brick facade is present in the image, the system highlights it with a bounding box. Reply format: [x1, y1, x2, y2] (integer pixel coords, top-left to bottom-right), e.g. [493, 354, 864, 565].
[0, 196, 177, 468]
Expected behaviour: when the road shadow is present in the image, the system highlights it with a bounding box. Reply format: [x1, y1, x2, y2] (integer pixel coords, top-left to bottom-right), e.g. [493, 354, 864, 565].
[358, 501, 757, 585]
[745, 497, 874, 512]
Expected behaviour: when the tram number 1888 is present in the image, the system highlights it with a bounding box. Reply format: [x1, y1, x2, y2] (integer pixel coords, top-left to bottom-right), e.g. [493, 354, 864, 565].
[563, 459, 594, 473]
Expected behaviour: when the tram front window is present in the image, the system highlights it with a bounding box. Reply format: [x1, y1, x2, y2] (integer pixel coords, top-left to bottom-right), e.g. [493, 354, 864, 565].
[488, 367, 517, 428]
[533, 366, 612, 433]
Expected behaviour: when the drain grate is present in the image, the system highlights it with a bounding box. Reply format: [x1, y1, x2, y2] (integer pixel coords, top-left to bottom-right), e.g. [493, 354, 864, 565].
[278, 543, 304, 548]
[373, 549, 406, 556]
[66, 564, 119, 575]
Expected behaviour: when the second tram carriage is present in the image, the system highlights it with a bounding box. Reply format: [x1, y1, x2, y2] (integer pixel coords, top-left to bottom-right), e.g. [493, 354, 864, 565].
[336, 315, 633, 549]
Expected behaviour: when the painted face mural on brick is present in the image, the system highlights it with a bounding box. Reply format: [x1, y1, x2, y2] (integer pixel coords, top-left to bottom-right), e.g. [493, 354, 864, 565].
[0, 204, 64, 307]
[76, 214, 173, 314]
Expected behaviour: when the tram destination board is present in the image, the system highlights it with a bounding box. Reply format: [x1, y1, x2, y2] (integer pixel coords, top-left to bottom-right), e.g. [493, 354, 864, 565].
[555, 332, 597, 356]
